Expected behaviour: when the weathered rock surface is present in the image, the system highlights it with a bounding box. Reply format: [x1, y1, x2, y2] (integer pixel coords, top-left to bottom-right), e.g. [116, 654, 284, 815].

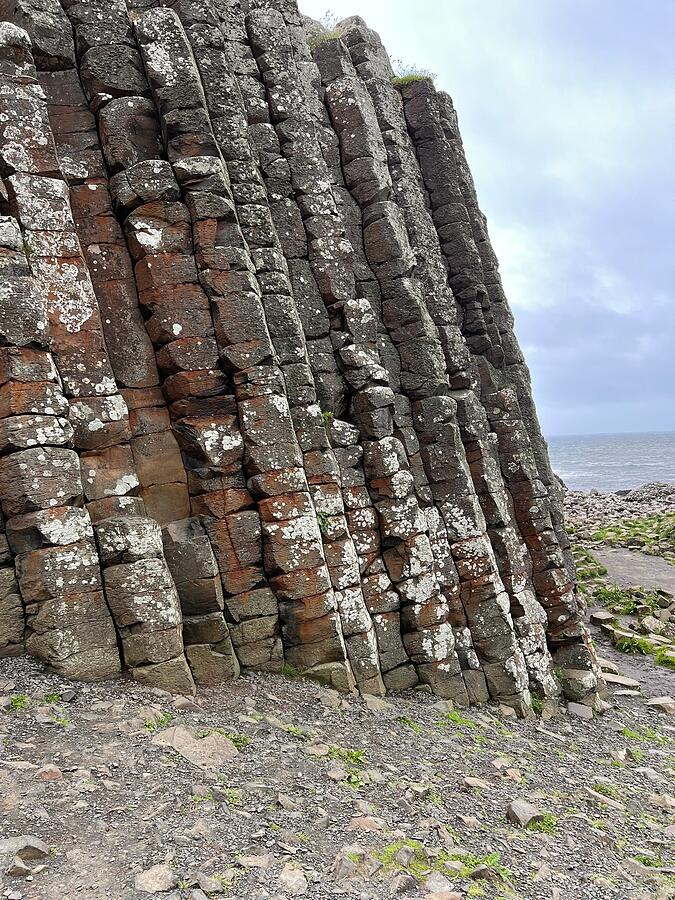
[0, 3, 599, 710]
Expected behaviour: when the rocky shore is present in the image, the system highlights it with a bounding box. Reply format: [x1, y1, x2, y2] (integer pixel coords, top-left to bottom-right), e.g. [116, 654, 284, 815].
[564, 481, 675, 530]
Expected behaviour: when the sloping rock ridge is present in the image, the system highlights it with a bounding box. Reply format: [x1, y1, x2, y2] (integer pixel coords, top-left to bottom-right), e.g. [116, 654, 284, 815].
[0, 0, 602, 714]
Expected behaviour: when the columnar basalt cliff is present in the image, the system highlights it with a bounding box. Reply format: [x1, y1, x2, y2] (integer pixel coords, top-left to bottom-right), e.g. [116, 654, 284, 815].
[0, 0, 602, 714]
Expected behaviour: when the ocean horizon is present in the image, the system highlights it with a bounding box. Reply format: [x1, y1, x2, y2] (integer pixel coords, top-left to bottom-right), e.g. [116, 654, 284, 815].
[546, 430, 675, 493]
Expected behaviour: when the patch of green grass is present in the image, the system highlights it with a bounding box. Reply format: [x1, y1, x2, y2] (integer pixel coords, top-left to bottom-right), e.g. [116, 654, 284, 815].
[592, 782, 620, 799]
[52, 715, 70, 727]
[594, 584, 662, 616]
[614, 635, 653, 655]
[526, 812, 558, 834]
[372, 838, 509, 883]
[225, 731, 250, 751]
[316, 510, 330, 535]
[321, 410, 333, 424]
[192, 792, 214, 804]
[436, 709, 478, 730]
[392, 73, 434, 86]
[279, 662, 298, 678]
[144, 711, 174, 732]
[329, 745, 366, 766]
[397, 715, 422, 733]
[10, 694, 30, 710]
[655, 646, 675, 671]
[284, 723, 308, 740]
[341, 770, 365, 790]
[591, 512, 675, 563]
[307, 28, 341, 51]
[44, 692, 62, 704]
[573, 545, 608, 582]
[201, 729, 250, 750]
[220, 787, 241, 805]
[634, 853, 665, 868]
[531, 695, 544, 715]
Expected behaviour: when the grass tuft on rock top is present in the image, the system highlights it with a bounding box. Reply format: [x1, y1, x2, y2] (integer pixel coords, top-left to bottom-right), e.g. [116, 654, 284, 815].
[307, 28, 341, 51]
[391, 58, 436, 87]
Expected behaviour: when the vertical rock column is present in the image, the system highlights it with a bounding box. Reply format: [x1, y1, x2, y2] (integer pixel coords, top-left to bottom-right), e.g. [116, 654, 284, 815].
[133, 6, 360, 687]
[162, 517, 239, 685]
[321, 24, 558, 700]
[0, 21, 120, 680]
[3, 4, 141, 527]
[94, 515, 195, 694]
[57, 0, 246, 682]
[0, 213, 26, 658]
[306, 34, 487, 702]
[221, 13, 415, 692]
[0, 507, 22, 658]
[310, 37, 531, 711]
[171, 1, 384, 694]
[245, 7, 470, 701]
[401, 79, 598, 694]
[3, 13, 196, 691]
[435, 90, 575, 579]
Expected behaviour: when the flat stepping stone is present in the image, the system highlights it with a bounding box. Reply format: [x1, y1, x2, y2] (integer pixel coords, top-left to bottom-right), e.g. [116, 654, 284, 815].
[604, 673, 641, 689]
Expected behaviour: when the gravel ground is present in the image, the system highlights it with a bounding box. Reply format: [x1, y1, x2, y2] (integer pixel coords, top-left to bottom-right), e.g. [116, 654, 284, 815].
[1, 656, 674, 900]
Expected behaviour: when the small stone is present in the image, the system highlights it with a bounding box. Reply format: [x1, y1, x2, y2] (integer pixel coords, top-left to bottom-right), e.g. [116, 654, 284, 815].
[425, 873, 453, 892]
[584, 786, 625, 811]
[5, 856, 31, 877]
[35, 765, 63, 782]
[463, 776, 491, 790]
[194, 872, 223, 893]
[394, 845, 418, 867]
[640, 615, 665, 635]
[151, 726, 237, 769]
[134, 864, 178, 893]
[645, 696, 675, 715]
[364, 695, 393, 712]
[347, 816, 383, 832]
[391, 873, 418, 893]
[237, 853, 274, 869]
[603, 673, 641, 689]
[277, 793, 299, 811]
[567, 702, 593, 720]
[424, 894, 462, 900]
[278, 863, 308, 895]
[596, 657, 619, 674]
[590, 609, 615, 625]
[0, 836, 49, 863]
[506, 799, 544, 828]
[173, 696, 200, 712]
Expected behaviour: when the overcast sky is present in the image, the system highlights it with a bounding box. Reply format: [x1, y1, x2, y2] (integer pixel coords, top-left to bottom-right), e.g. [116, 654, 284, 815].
[299, 0, 675, 437]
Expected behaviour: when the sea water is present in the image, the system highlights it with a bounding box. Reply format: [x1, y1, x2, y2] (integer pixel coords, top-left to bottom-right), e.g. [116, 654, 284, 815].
[546, 431, 675, 492]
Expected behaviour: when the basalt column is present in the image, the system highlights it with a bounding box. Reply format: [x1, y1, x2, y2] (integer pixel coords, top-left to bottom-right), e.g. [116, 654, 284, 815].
[0, 1, 599, 712]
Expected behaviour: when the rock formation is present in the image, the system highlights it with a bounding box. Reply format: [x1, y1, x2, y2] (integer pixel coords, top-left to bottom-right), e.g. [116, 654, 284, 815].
[0, 0, 602, 713]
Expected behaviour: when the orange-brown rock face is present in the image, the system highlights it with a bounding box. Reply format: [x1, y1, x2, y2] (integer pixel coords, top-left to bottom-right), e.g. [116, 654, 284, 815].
[0, 1, 601, 713]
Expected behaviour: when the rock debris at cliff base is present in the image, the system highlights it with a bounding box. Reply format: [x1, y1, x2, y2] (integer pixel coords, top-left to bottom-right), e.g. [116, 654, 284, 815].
[0, 0, 601, 714]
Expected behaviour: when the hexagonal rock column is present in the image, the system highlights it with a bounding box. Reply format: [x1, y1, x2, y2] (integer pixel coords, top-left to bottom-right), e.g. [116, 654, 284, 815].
[0, 176, 119, 678]
[7, 502, 121, 680]
[94, 516, 195, 694]
[162, 517, 240, 685]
